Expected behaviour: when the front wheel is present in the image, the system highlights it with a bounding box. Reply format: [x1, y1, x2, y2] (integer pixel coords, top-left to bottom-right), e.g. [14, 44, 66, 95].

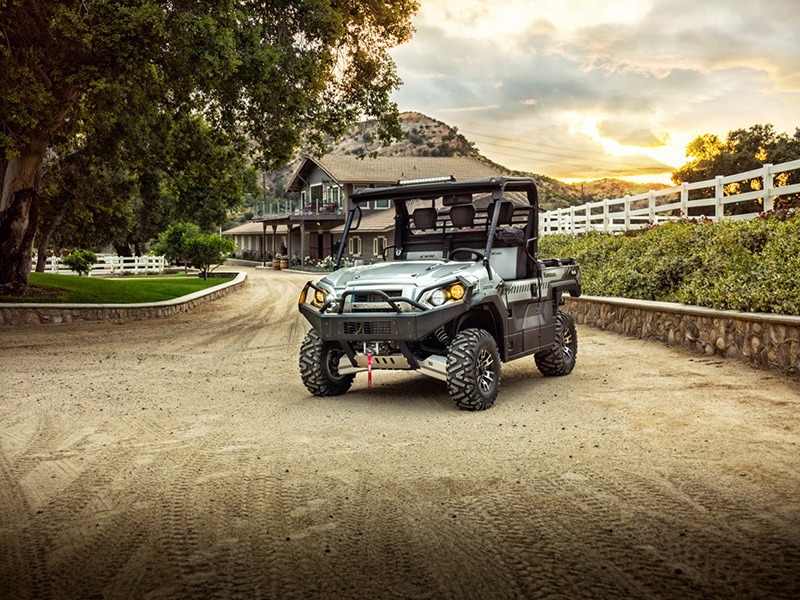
[535, 311, 578, 376]
[446, 328, 501, 411]
[299, 329, 355, 396]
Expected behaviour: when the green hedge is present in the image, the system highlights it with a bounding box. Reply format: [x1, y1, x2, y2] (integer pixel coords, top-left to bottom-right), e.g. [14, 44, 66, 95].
[538, 210, 800, 315]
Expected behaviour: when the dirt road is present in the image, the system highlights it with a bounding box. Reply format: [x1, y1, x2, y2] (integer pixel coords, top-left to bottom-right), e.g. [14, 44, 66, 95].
[1, 268, 799, 599]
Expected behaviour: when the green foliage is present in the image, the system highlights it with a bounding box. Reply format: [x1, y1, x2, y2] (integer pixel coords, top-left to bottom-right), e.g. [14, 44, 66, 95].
[1, 273, 230, 304]
[165, 114, 259, 230]
[539, 211, 800, 315]
[672, 124, 800, 211]
[1, 1, 418, 166]
[153, 222, 201, 265]
[185, 234, 236, 280]
[1, 0, 418, 284]
[62, 250, 98, 277]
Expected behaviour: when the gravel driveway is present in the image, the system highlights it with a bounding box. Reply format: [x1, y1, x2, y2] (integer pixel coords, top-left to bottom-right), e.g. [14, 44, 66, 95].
[1, 268, 799, 599]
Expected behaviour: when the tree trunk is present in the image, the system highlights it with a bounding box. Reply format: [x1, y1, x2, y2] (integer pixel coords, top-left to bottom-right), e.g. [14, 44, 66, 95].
[0, 83, 78, 286]
[0, 141, 47, 287]
[0, 158, 7, 196]
[36, 199, 73, 272]
[114, 242, 133, 257]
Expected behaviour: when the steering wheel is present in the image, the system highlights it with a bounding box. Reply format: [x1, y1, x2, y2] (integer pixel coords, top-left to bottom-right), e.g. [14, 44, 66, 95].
[448, 247, 484, 261]
[381, 244, 397, 261]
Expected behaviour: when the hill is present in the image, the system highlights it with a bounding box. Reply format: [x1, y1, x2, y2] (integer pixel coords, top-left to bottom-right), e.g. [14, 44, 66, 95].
[571, 178, 670, 201]
[325, 112, 585, 210]
[254, 112, 668, 214]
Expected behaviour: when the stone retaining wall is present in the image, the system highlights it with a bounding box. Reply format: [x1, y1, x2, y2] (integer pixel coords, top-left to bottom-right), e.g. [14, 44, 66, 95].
[564, 295, 800, 376]
[0, 272, 247, 326]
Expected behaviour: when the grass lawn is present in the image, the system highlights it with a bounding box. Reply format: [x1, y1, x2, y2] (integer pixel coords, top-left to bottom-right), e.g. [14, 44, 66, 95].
[0, 273, 233, 304]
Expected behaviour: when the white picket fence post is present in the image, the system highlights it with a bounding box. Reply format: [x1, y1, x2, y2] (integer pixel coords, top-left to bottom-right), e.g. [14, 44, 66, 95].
[714, 176, 724, 220]
[680, 182, 688, 217]
[624, 195, 631, 230]
[763, 163, 774, 212]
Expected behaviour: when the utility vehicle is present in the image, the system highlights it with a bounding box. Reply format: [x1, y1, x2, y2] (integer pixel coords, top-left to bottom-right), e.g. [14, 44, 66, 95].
[298, 176, 581, 410]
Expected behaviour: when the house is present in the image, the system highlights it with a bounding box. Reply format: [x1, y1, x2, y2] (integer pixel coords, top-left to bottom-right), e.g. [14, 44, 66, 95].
[223, 221, 290, 262]
[224, 155, 503, 264]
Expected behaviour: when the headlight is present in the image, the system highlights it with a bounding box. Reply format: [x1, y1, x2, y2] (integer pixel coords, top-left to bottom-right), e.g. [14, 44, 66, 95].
[311, 286, 335, 308]
[449, 283, 466, 301]
[430, 289, 447, 306]
[425, 282, 469, 307]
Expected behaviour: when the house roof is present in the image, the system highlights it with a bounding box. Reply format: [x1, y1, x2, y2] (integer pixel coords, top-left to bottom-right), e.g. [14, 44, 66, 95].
[223, 222, 289, 235]
[331, 209, 395, 234]
[287, 155, 503, 192]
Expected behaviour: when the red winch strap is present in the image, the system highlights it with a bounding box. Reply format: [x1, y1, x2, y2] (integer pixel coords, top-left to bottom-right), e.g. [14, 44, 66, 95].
[367, 352, 373, 388]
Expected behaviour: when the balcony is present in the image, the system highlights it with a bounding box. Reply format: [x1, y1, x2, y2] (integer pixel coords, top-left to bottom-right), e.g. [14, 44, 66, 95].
[253, 201, 345, 220]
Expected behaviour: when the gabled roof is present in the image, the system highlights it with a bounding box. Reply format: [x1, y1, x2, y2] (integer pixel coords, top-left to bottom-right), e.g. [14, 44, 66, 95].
[223, 222, 288, 235]
[287, 155, 503, 192]
[331, 210, 395, 234]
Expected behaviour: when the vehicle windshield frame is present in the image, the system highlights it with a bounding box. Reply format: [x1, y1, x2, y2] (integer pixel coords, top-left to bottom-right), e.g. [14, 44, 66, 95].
[333, 177, 539, 271]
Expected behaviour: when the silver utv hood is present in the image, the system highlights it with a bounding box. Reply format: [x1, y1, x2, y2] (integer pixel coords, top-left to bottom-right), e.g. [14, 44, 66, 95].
[318, 260, 480, 297]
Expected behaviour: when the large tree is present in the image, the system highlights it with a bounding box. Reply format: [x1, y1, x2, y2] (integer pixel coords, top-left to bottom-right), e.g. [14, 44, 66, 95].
[0, 0, 417, 287]
[672, 124, 800, 212]
[37, 109, 261, 262]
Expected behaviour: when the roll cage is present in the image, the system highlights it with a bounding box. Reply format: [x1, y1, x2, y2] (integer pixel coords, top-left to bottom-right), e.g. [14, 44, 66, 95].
[333, 177, 541, 277]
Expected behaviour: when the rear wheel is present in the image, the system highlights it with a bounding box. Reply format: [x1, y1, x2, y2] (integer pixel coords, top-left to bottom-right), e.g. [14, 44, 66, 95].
[535, 311, 577, 376]
[446, 328, 501, 411]
[299, 329, 355, 396]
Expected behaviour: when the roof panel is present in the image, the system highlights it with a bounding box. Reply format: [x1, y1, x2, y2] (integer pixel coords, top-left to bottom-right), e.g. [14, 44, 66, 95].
[287, 155, 504, 191]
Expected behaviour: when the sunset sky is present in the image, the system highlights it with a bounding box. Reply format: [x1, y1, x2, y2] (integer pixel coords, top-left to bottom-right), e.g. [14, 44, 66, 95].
[388, 0, 800, 183]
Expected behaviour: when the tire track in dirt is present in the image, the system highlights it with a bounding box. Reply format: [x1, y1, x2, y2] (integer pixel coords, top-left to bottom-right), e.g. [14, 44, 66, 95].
[137, 412, 251, 599]
[307, 474, 444, 599]
[0, 449, 52, 600]
[167, 272, 309, 356]
[455, 477, 628, 599]
[397, 476, 528, 599]
[235, 460, 354, 598]
[9, 422, 164, 598]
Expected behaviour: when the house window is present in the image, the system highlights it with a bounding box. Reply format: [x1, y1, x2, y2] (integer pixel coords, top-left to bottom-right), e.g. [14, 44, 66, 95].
[309, 184, 323, 211]
[327, 186, 343, 211]
[348, 236, 362, 256]
[374, 198, 390, 210]
[374, 236, 387, 257]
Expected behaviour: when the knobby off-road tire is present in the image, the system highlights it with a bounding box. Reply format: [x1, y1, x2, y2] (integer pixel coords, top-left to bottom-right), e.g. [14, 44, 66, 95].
[446, 328, 501, 411]
[299, 329, 355, 397]
[535, 311, 578, 376]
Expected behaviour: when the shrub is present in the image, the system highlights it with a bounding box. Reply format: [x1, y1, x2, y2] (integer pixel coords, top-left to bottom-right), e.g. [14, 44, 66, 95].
[154, 222, 201, 270]
[185, 234, 236, 280]
[539, 211, 800, 315]
[62, 250, 97, 276]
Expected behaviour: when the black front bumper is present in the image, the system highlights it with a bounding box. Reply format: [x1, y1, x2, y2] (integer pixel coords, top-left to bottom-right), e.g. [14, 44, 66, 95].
[299, 301, 470, 342]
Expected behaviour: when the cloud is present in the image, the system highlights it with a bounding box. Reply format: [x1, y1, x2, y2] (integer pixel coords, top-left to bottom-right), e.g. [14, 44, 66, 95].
[439, 105, 500, 113]
[390, 0, 800, 181]
[597, 119, 669, 148]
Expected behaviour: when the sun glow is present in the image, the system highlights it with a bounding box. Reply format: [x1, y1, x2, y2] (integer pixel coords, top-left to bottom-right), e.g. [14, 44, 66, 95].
[564, 112, 688, 179]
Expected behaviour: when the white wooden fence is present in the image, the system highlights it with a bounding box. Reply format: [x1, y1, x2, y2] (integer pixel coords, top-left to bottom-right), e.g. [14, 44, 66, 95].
[539, 159, 800, 235]
[34, 254, 166, 276]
